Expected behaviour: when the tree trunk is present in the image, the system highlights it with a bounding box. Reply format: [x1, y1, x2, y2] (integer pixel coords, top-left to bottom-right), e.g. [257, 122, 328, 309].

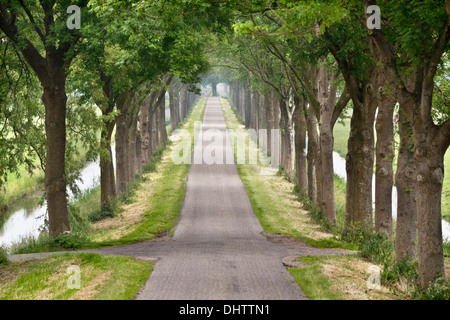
[180, 85, 188, 122]
[344, 81, 378, 233]
[136, 132, 142, 179]
[395, 109, 417, 261]
[42, 79, 71, 237]
[250, 90, 259, 131]
[258, 92, 269, 153]
[279, 97, 294, 176]
[375, 86, 396, 239]
[211, 82, 218, 96]
[414, 121, 446, 288]
[140, 96, 151, 167]
[306, 106, 319, 203]
[158, 93, 168, 146]
[169, 85, 180, 132]
[100, 120, 116, 209]
[151, 108, 159, 152]
[115, 92, 131, 195]
[128, 101, 138, 183]
[319, 111, 336, 224]
[293, 96, 308, 195]
[244, 82, 252, 128]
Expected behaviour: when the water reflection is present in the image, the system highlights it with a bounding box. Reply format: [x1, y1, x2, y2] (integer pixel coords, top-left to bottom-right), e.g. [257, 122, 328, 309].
[0, 159, 101, 249]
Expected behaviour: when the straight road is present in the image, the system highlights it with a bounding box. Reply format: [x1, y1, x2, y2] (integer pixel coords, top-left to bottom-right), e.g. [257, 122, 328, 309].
[135, 97, 307, 300]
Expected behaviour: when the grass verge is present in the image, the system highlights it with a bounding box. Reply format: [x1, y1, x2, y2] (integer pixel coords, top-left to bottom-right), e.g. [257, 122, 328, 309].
[0, 253, 152, 300]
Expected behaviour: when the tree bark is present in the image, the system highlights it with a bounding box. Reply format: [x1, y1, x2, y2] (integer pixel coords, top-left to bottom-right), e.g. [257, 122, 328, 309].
[127, 98, 138, 183]
[279, 97, 294, 176]
[42, 78, 71, 236]
[158, 92, 168, 146]
[395, 109, 417, 261]
[169, 84, 180, 132]
[100, 119, 116, 209]
[244, 81, 252, 128]
[140, 95, 151, 167]
[250, 90, 259, 131]
[293, 95, 308, 195]
[115, 92, 132, 195]
[414, 127, 446, 288]
[374, 85, 396, 238]
[343, 75, 378, 233]
[306, 106, 319, 204]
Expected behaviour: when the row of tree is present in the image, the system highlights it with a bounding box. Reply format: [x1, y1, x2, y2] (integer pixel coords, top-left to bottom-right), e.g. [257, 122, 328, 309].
[0, 1, 232, 238]
[1, 0, 448, 291]
[210, 0, 450, 289]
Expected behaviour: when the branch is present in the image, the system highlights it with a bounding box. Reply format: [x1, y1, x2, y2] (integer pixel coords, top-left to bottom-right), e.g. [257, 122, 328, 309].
[331, 84, 350, 127]
[0, 5, 46, 79]
[265, 41, 320, 114]
[18, 0, 45, 45]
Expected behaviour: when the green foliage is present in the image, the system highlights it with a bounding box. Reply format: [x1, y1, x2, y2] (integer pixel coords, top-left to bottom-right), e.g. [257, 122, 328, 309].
[412, 277, 450, 300]
[10, 232, 91, 254]
[381, 257, 418, 287]
[355, 230, 394, 266]
[0, 247, 8, 265]
[51, 233, 90, 250]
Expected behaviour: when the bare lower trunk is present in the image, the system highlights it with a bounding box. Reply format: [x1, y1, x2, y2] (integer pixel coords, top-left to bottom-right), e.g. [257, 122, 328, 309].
[42, 82, 70, 236]
[395, 110, 417, 261]
[244, 81, 251, 128]
[279, 98, 294, 176]
[115, 93, 131, 195]
[414, 125, 445, 288]
[169, 86, 179, 132]
[100, 123, 116, 209]
[136, 133, 142, 179]
[293, 96, 308, 195]
[151, 109, 159, 153]
[158, 94, 168, 146]
[140, 97, 151, 167]
[306, 106, 319, 204]
[319, 122, 336, 223]
[250, 90, 259, 131]
[180, 85, 188, 122]
[375, 87, 396, 238]
[128, 105, 138, 183]
[344, 87, 377, 233]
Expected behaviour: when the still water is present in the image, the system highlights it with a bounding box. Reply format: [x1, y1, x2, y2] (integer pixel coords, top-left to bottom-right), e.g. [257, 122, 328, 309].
[0, 160, 101, 248]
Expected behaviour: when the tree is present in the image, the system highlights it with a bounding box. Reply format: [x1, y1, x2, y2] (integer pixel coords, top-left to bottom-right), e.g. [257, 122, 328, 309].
[365, 0, 450, 288]
[0, 0, 91, 237]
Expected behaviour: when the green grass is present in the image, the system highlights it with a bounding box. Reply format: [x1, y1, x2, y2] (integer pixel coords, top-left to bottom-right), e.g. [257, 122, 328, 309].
[288, 256, 343, 300]
[0, 253, 153, 300]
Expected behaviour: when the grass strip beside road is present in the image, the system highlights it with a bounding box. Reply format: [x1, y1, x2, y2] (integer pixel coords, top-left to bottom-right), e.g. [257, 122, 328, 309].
[0, 253, 153, 300]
